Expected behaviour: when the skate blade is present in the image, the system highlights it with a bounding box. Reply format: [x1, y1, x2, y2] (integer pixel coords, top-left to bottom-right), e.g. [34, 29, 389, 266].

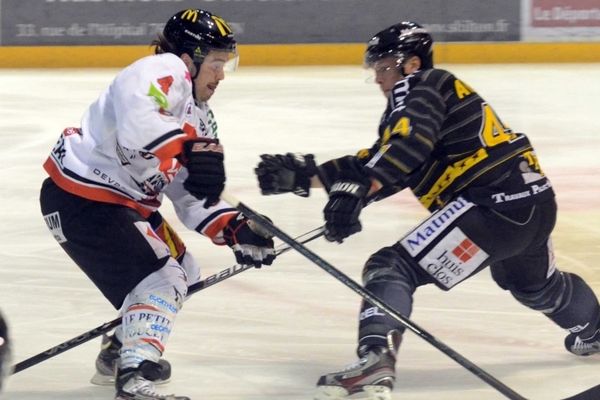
[90, 372, 114, 386]
[314, 385, 391, 400]
[90, 373, 170, 386]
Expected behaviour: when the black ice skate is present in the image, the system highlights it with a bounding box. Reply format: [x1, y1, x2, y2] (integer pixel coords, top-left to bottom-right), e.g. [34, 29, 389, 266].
[91, 334, 171, 386]
[115, 360, 189, 400]
[314, 346, 396, 400]
[565, 329, 600, 356]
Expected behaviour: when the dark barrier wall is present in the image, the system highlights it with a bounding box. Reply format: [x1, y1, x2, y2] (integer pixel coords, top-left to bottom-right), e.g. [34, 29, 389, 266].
[1, 0, 520, 46]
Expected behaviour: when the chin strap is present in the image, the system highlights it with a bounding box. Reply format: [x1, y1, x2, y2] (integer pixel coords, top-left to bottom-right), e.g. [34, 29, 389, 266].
[191, 61, 202, 103]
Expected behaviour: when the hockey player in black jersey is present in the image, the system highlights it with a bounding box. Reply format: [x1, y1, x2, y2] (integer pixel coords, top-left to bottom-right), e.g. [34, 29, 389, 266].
[255, 22, 600, 400]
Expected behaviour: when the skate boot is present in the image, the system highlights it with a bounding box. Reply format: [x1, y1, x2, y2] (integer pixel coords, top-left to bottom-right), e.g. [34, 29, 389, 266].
[92, 334, 171, 385]
[115, 360, 189, 400]
[314, 329, 398, 400]
[565, 329, 600, 356]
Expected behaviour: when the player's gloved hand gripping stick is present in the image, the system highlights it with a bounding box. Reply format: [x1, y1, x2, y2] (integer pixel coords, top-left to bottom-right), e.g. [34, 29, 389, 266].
[256, 153, 374, 244]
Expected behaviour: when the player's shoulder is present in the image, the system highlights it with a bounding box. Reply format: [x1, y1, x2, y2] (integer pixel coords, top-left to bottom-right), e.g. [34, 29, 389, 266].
[115, 53, 192, 101]
[125, 53, 188, 81]
[129, 52, 184, 70]
[419, 68, 457, 85]
[414, 68, 463, 94]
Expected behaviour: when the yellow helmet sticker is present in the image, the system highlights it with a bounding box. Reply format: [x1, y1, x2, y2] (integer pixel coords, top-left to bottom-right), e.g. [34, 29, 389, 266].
[181, 9, 199, 23]
[211, 15, 233, 36]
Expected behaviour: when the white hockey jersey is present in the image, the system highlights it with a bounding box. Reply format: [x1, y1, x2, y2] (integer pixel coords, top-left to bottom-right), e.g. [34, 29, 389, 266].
[44, 53, 237, 242]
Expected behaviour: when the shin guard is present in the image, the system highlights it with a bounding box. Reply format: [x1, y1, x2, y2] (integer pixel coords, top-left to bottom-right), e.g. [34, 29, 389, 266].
[512, 271, 600, 338]
[358, 246, 417, 352]
[120, 291, 182, 370]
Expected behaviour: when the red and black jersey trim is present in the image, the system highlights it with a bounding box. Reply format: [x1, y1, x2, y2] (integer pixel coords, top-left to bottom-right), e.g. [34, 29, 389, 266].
[143, 128, 187, 153]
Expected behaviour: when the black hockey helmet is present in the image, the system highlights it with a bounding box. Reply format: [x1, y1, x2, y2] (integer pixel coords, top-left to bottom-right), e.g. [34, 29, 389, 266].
[365, 21, 433, 71]
[162, 9, 237, 64]
[0, 311, 11, 392]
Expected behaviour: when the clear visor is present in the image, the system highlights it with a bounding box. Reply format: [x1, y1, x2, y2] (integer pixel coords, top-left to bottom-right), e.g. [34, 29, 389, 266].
[203, 48, 239, 72]
[225, 51, 240, 72]
[363, 55, 404, 83]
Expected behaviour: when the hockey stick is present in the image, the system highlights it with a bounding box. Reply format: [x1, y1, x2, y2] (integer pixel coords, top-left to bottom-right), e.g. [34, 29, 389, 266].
[563, 384, 600, 400]
[221, 193, 529, 399]
[11, 226, 324, 375]
[223, 194, 600, 400]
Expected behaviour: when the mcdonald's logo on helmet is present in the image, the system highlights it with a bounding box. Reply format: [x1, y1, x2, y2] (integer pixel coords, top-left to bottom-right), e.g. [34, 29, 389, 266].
[181, 9, 199, 23]
[162, 9, 237, 64]
[211, 15, 233, 37]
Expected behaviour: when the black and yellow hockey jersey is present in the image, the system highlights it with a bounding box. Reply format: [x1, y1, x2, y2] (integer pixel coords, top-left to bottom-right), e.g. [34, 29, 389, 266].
[360, 68, 555, 212]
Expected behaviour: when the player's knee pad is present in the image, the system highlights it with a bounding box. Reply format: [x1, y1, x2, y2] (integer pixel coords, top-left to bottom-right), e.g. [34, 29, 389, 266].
[128, 258, 188, 302]
[512, 271, 600, 335]
[362, 246, 416, 288]
[510, 269, 566, 313]
[179, 252, 201, 286]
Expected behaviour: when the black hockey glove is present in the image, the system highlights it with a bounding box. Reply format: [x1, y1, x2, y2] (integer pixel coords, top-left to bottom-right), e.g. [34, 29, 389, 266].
[255, 153, 317, 197]
[182, 138, 225, 208]
[223, 213, 276, 268]
[321, 158, 371, 243]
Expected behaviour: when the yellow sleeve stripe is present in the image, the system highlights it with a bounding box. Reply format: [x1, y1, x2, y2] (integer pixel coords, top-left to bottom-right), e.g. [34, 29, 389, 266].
[382, 153, 412, 174]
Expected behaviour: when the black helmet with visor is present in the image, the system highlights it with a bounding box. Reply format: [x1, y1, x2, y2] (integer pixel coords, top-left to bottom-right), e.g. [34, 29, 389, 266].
[162, 9, 238, 73]
[365, 21, 433, 74]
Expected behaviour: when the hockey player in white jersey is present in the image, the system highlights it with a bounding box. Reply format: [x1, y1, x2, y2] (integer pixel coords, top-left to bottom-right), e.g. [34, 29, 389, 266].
[40, 9, 275, 400]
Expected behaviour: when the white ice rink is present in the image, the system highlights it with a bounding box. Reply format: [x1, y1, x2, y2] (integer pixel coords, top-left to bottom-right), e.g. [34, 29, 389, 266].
[1, 63, 599, 400]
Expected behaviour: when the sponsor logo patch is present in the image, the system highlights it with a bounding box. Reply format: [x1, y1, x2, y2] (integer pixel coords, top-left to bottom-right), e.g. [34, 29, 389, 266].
[400, 197, 474, 257]
[43, 211, 67, 243]
[418, 227, 488, 289]
[359, 306, 386, 321]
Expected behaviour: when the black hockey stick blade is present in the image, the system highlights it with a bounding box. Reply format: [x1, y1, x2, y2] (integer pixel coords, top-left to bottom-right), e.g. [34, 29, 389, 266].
[221, 192, 526, 400]
[562, 384, 600, 400]
[11, 225, 324, 374]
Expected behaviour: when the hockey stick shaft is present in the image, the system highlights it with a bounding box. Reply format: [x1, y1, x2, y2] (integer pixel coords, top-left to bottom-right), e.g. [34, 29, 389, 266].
[221, 193, 527, 400]
[562, 384, 600, 400]
[11, 226, 324, 374]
